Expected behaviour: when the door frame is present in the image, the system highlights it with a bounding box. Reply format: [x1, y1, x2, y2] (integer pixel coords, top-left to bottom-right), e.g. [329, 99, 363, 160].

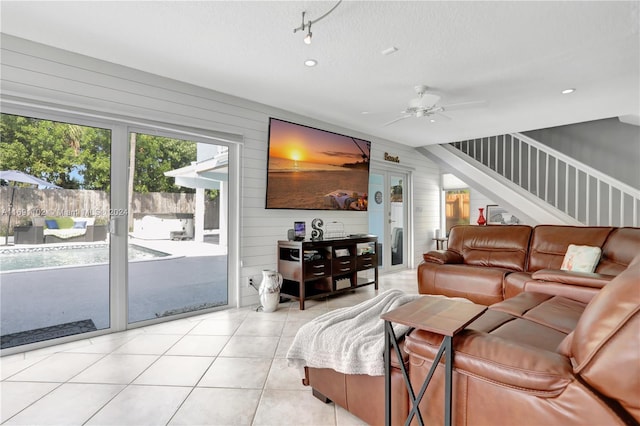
[122, 125, 238, 328]
[369, 163, 413, 272]
[0, 97, 242, 354]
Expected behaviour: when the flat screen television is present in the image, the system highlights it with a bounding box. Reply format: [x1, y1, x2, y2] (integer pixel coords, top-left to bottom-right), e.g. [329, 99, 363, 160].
[266, 118, 371, 211]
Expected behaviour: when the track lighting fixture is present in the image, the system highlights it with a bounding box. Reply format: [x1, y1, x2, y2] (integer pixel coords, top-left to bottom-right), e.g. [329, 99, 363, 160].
[304, 22, 312, 45]
[293, 1, 342, 45]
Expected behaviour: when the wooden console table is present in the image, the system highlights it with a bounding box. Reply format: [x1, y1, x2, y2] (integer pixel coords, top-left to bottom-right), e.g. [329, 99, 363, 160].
[277, 235, 378, 310]
[381, 297, 486, 426]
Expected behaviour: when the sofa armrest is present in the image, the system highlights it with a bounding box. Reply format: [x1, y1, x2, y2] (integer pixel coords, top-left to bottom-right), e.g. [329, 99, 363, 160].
[531, 269, 613, 289]
[422, 250, 463, 265]
[407, 329, 573, 395]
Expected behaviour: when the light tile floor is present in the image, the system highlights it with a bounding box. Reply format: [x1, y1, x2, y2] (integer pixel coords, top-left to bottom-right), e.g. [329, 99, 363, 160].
[1, 269, 418, 425]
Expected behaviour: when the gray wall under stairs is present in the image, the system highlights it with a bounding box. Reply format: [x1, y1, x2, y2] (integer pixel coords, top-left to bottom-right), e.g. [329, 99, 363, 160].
[523, 117, 640, 189]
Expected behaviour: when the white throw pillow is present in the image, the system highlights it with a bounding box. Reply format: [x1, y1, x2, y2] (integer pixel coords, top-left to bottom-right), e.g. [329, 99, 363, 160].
[561, 244, 602, 273]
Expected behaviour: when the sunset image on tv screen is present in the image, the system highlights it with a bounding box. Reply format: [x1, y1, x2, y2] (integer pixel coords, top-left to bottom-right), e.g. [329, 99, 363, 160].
[266, 118, 371, 210]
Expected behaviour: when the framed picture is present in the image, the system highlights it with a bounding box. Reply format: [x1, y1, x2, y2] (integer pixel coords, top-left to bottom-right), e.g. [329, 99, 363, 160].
[294, 221, 306, 240]
[486, 205, 521, 225]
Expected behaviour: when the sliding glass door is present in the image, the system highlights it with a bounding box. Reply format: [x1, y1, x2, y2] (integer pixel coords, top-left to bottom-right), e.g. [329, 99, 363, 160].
[127, 130, 228, 324]
[1, 108, 234, 353]
[0, 113, 111, 349]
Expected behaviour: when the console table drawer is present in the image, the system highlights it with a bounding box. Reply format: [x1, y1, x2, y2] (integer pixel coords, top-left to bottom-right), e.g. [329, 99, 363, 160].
[357, 254, 377, 270]
[304, 260, 331, 280]
[332, 258, 355, 275]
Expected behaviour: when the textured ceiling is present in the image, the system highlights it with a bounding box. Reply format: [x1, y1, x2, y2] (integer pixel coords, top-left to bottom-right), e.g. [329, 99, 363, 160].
[1, 1, 639, 147]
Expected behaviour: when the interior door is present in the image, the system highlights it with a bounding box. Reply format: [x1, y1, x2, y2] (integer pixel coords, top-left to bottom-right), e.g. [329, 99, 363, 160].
[368, 169, 408, 272]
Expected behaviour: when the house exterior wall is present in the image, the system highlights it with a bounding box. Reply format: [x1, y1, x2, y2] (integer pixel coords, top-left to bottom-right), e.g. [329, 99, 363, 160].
[0, 34, 440, 307]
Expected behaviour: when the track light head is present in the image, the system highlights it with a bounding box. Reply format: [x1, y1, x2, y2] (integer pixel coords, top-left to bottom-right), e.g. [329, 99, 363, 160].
[304, 23, 312, 44]
[293, 1, 342, 45]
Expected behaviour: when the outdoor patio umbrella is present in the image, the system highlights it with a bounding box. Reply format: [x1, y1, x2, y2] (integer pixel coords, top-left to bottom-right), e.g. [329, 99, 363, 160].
[0, 170, 61, 245]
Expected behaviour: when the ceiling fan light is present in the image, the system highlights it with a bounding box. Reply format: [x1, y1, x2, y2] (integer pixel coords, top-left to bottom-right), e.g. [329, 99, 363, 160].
[304, 31, 312, 45]
[410, 93, 441, 109]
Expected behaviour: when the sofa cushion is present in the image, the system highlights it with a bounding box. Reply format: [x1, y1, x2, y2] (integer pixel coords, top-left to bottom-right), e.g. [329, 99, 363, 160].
[519, 296, 585, 334]
[55, 216, 74, 229]
[527, 226, 614, 272]
[525, 269, 612, 304]
[405, 326, 626, 425]
[447, 225, 532, 271]
[489, 292, 584, 336]
[420, 263, 507, 305]
[44, 219, 59, 229]
[523, 281, 603, 305]
[490, 292, 554, 317]
[407, 327, 572, 390]
[570, 255, 640, 422]
[597, 227, 640, 275]
[73, 220, 87, 229]
[480, 318, 568, 353]
[422, 250, 463, 264]
[503, 271, 532, 299]
[531, 269, 612, 288]
[465, 309, 516, 333]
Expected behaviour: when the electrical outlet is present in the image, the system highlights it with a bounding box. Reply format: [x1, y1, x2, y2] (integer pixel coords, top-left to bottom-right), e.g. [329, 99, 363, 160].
[248, 277, 254, 288]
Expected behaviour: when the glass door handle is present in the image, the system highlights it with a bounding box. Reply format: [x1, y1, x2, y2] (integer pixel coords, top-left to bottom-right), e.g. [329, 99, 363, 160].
[109, 218, 117, 235]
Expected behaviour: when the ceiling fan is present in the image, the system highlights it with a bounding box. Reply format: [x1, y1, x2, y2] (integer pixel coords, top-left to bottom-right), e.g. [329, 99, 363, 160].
[384, 85, 483, 126]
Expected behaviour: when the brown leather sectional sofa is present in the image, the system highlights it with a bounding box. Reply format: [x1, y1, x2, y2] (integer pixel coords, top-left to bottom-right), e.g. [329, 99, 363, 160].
[303, 225, 640, 425]
[406, 253, 640, 425]
[419, 225, 640, 304]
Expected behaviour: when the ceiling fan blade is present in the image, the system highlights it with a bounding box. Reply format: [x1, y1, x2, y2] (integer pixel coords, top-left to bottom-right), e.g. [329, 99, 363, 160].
[383, 115, 412, 127]
[441, 100, 487, 111]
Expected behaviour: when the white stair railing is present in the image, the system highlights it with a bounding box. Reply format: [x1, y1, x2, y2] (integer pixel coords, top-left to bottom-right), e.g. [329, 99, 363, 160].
[449, 133, 639, 227]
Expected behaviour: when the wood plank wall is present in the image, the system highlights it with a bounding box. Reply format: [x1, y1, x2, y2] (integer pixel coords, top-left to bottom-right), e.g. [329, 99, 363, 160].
[1, 34, 441, 307]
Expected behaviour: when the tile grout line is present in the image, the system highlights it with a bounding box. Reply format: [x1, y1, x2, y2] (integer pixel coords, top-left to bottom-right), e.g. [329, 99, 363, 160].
[82, 318, 209, 426]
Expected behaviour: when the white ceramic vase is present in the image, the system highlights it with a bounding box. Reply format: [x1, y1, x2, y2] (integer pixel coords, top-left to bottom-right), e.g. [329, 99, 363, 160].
[259, 269, 283, 313]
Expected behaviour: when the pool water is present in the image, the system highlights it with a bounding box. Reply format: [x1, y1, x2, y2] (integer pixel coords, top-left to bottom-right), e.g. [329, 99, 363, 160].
[0, 244, 170, 272]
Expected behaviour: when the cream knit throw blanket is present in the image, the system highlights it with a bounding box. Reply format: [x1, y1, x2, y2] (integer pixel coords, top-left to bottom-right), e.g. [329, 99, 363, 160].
[286, 289, 422, 376]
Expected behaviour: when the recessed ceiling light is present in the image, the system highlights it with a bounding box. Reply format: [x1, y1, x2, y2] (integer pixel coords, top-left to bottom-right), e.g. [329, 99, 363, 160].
[361, 111, 370, 115]
[304, 59, 317, 67]
[562, 88, 576, 94]
[430, 119, 436, 123]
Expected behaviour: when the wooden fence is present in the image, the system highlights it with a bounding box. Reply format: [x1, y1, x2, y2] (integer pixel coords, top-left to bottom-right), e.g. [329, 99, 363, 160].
[1, 187, 219, 234]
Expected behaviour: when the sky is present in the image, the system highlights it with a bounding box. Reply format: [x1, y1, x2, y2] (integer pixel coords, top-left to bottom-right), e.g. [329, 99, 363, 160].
[268, 118, 370, 166]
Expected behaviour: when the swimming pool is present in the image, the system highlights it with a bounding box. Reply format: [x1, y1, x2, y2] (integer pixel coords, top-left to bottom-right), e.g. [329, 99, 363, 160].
[0, 244, 170, 272]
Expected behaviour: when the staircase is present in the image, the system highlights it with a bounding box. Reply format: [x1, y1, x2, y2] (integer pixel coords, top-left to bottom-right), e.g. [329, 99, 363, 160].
[419, 133, 639, 227]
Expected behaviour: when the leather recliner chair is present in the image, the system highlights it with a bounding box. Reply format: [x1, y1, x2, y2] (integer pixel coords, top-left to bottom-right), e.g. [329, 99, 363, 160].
[405, 254, 640, 425]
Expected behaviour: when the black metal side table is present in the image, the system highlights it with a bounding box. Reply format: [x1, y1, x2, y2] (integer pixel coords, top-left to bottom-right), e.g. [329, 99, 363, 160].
[381, 297, 486, 426]
[433, 237, 448, 250]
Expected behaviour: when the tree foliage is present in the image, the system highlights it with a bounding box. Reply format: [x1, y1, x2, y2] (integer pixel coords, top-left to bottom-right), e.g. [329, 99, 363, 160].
[1, 114, 198, 193]
[132, 133, 196, 193]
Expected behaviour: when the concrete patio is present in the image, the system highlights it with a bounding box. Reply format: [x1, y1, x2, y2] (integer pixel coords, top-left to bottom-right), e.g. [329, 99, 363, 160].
[0, 238, 228, 348]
